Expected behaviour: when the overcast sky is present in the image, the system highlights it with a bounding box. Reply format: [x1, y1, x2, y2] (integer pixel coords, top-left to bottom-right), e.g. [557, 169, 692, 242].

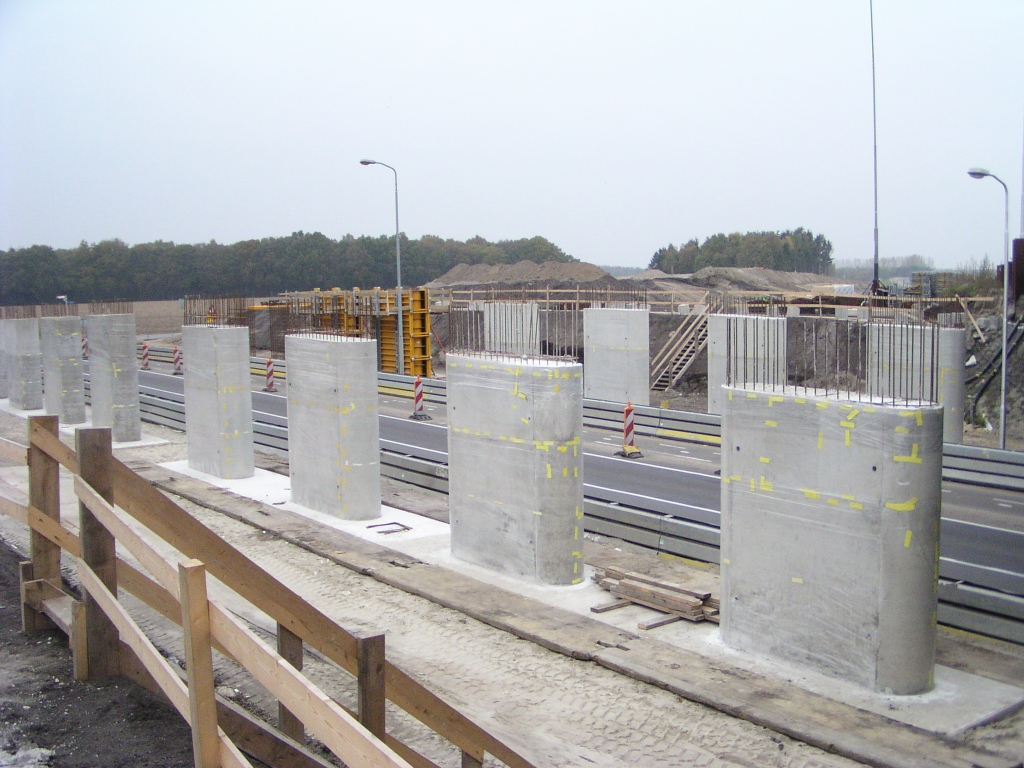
[1, 2, 1022, 269]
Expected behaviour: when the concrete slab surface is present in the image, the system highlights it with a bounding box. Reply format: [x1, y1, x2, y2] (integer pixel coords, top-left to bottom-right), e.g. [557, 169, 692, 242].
[159, 457, 1024, 738]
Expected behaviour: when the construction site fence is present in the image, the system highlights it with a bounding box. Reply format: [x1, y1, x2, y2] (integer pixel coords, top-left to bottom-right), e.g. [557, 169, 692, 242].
[0, 420, 537, 768]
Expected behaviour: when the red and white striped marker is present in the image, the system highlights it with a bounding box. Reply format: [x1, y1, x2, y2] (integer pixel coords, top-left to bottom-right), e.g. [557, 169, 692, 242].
[615, 400, 643, 458]
[409, 374, 432, 420]
[262, 357, 278, 393]
[140, 341, 150, 370]
[172, 345, 183, 375]
[82, 335, 88, 359]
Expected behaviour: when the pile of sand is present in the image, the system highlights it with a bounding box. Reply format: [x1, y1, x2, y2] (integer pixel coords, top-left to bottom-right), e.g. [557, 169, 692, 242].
[686, 267, 838, 293]
[428, 260, 609, 286]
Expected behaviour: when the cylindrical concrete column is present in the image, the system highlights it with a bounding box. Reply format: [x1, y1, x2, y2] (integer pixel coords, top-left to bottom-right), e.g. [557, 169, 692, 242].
[39, 316, 86, 425]
[937, 327, 966, 444]
[583, 308, 650, 406]
[86, 314, 141, 442]
[183, 325, 254, 479]
[447, 354, 584, 585]
[8, 318, 43, 411]
[285, 334, 380, 520]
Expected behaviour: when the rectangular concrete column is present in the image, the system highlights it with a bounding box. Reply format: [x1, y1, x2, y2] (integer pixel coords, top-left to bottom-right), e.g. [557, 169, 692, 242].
[285, 334, 380, 520]
[483, 303, 540, 356]
[720, 386, 941, 694]
[87, 314, 141, 442]
[707, 315, 787, 414]
[583, 308, 649, 405]
[183, 325, 254, 479]
[0, 319, 10, 399]
[937, 327, 966, 444]
[447, 354, 584, 585]
[39, 316, 86, 425]
[8, 318, 43, 411]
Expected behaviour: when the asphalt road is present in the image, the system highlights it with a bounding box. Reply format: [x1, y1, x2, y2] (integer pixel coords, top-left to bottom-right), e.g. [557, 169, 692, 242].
[136, 367, 1024, 586]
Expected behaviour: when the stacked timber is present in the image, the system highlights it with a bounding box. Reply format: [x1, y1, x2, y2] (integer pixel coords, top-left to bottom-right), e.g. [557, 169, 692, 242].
[592, 566, 720, 630]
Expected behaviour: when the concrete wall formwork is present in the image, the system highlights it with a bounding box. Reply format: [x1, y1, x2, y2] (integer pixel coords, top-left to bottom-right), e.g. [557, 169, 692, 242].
[447, 354, 584, 585]
[583, 308, 650, 406]
[866, 324, 965, 443]
[183, 325, 254, 479]
[707, 315, 787, 415]
[7, 318, 43, 411]
[482, 302, 541, 356]
[285, 334, 381, 520]
[87, 314, 142, 442]
[720, 386, 942, 694]
[39, 316, 86, 424]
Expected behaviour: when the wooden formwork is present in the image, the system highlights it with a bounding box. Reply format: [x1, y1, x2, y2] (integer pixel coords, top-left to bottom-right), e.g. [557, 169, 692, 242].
[0, 418, 532, 768]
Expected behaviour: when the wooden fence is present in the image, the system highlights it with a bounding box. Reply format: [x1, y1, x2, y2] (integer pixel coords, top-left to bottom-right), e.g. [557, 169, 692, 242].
[0, 415, 535, 768]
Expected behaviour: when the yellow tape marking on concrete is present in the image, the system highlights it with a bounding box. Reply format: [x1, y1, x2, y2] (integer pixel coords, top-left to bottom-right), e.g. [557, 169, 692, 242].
[654, 429, 721, 446]
[900, 409, 924, 426]
[728, 391, 734, 400]
[839, 404, 852, 411]
[850, 502, 863, 509]
[894, 444, 922, 464]
[534, 441, 550, 451]
[554, 384, 560, 393]
[730, 474, 742, 481]
[558, 445, 567, 452]
[510, 437, 525, 444]
[576, 506, 583, 520]
[574, 467, 579, 478]
[795, 397, 807, 404]
[886, 497, 918, 512]
[768, 396, 784, 406]
[722, 477, 731, 484]
[827, 499, 840, 506]
[750, 479, 756, 491]
[802, 488, 820, 499]
[816, 401, 828, 410]
[746, 392, 757, 399]
[863, 405, 876, 412]
[817, 432, 824, 450]
[841, 494, 855, 500]
[792, 577, 803, 584]
[722, 558, 731, 565]
[765, 420, 778, 427]
[562, 467, 568, 477]
[546, 464, 552, 479]
[532, 510, 542, 515]
[841, 421, 856, 429]
[895, 426, 910, 434]
[847, 409, 859, 420]
[520, 417, 530, 425]
[759, 456, 770, 464]
[904, 530, 913, 548]
[844, 430, 851, 446]
[574, 527, 579, 540]
[760, 476, 774, 492]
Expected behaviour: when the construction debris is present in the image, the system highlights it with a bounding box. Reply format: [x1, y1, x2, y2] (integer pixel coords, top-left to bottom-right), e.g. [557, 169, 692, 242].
[592, 566, 720, 628]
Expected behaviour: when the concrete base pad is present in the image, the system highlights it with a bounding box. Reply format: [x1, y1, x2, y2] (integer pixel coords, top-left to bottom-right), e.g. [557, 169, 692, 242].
[0, 399, 167, 449]
[158, 458, 1024, 737]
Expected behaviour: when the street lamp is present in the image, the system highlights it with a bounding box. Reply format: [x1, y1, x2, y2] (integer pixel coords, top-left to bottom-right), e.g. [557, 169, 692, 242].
[360, 159, 405, 375]
[968, 167, 1010, 450]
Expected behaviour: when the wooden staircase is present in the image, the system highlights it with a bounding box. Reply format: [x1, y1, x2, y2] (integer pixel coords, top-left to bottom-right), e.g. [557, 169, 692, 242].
[650, 310, 710, 392]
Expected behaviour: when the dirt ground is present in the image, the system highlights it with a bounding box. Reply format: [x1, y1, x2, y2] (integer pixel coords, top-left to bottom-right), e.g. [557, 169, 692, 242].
[0, 543, 200, 768]
[426, 260, 610, 286]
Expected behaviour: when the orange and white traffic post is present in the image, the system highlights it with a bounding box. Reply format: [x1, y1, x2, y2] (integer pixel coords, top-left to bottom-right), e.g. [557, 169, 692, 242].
[262, 357, 278, 393]
[172, 345, 183, 375]
[140, 341, 150, 370]
[615, 400, 643, 459]
[409, 375, 432, 420]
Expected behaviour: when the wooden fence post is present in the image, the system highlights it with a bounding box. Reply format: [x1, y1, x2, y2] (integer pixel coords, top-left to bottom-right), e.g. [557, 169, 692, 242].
[23, 415, 60, 632]
[77, 427, 119, 678]
[180, 560, 221, 768]
[357, 633, 386, 740]
[277, 623, 305, 743]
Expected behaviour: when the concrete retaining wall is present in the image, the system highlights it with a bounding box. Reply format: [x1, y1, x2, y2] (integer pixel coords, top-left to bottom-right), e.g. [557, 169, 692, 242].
[583, 308, 649, 406]
[720, 385, 941, 694]
[286, 334, 380, 520]
[183, 325, 254, 478]
[39, 316, 86, 424]
[447, 354, 584, 584]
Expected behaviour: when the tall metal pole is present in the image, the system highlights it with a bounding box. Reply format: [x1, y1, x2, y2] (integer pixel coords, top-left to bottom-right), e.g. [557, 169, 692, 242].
[1000, 177, 1010, 450]
[870, 0, 880, 291]
[361, 160, 405, 374]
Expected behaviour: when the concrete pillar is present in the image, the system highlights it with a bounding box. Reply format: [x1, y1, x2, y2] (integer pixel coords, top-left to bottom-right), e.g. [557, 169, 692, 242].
[720, 386, 941, 694]
[183, 325, 254, 479]
[87, 314, 141, 442]
[707, 315, 787, 415]
[39, 316, 86, 424]
[0, 319, 9, 399]
[866, 323, 964, 442]
[483, 303, 540, 356]
[7, 318, 43, 411]
[447, 354, 584, 585]
[937, 327, 966, 444]
[583, 308, 649, 405]
[285, 334, 380, 520]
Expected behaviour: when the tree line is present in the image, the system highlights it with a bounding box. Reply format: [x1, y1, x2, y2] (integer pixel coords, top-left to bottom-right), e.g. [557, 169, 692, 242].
[0, 232, 573, 305]
[649, 229, 833, 275]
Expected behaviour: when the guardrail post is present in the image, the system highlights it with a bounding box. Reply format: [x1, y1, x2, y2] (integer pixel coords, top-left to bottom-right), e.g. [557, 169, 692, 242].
[23, 415, 60, 632]
[180, 560, 220, 768]
[77, 427, 120, 678]
[356, 633, 386, 740]
[277, 623, 305, 743]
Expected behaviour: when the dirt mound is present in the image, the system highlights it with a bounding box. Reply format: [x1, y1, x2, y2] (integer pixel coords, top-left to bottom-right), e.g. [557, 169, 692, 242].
[428, 260, 609, 286]
[687, 267, 838, 293]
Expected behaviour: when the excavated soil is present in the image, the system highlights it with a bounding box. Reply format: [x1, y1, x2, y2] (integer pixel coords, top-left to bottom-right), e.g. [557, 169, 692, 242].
[427, 260, 610, 286]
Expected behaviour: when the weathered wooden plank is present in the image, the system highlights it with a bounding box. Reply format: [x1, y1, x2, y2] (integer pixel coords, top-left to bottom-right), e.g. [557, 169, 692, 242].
[358, 633, 386, 740]
[277, 623, 305, 744]
[0, 436, 28, 465]
[180, 560, 221, 768]
[28, 417, 61, 623]
[29, 420, 79, 473]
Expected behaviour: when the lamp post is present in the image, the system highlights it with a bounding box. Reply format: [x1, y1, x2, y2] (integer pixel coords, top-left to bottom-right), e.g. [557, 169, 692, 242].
[968, 168, 1010, 450]
[360, 159, 405, 375]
